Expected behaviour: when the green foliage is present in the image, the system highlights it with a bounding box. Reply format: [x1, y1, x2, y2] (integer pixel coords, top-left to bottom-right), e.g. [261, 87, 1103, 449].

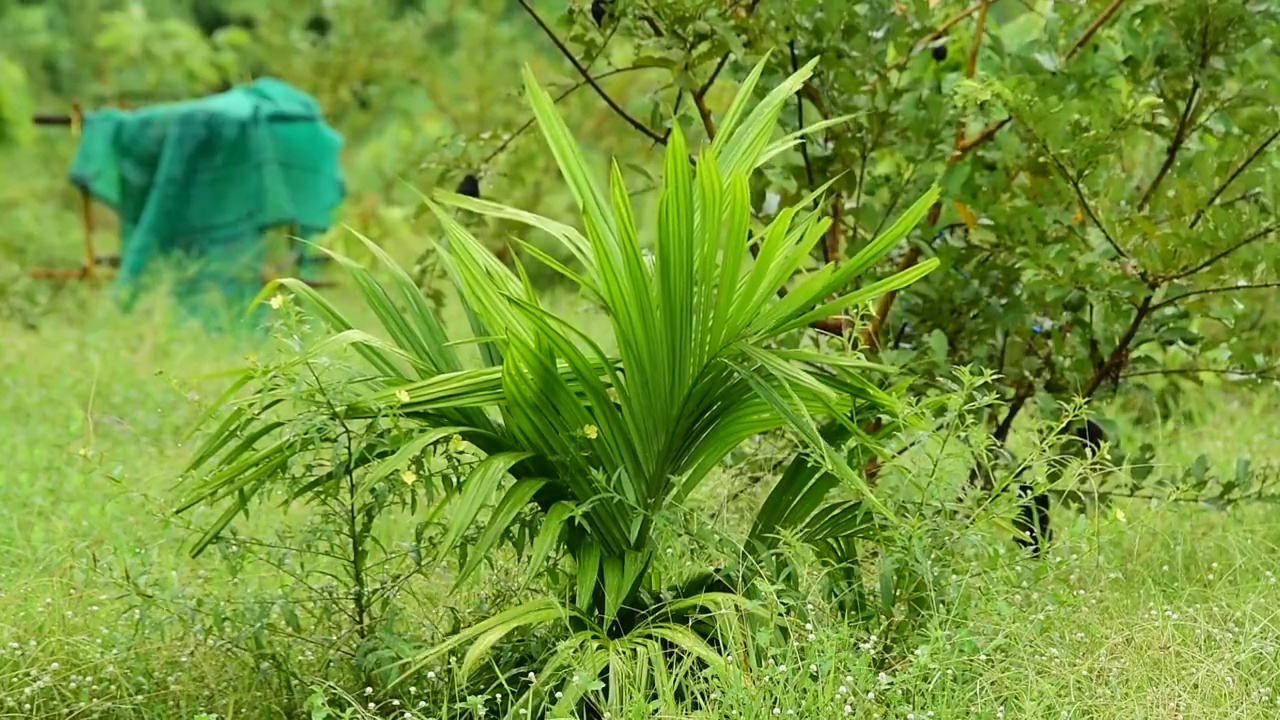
[90, 4, 243, 99]
[0, 54, 31, 146]
[543, 0, 1280, 476]
[7, 2, 1280, 718]
[181, 55, 940, 713]
[0, 0, 663, 281]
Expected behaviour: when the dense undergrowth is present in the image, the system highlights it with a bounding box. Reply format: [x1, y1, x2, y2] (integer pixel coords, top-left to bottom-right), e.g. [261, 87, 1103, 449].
[4, 289, 1280, 719]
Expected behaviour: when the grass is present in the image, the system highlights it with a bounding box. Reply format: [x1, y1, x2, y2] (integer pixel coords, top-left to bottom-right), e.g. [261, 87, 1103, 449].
[2, 285, 1280, 720]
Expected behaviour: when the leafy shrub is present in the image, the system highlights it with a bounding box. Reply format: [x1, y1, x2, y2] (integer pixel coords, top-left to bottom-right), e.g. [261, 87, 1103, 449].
[529, 0, 1280, 536]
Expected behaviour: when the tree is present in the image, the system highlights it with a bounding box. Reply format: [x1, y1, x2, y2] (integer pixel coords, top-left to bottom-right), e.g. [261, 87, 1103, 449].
[515, 0, 1280, 547]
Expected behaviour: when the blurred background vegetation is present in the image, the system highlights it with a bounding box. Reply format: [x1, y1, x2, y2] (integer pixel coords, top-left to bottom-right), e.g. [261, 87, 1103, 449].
[3, 1, 1280, 718]
[0, 0, 673, 281]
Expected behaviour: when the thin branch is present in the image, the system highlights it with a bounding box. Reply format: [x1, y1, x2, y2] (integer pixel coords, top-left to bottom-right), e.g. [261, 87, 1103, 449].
[957, 0, 992, 140]
[691, 0, 760, 96]
[790, 40, 817, 192]
[953, 20, 982, 81]
[515, 0, 666, 145]
[869, 158, 924, 240]
[1057, 487, 1280, 506]
[1038, 139, 1134, 267]
[638, 15, 664, 37]
[1137, 77, 1200, 210]
[696, 53, 733, 102]
[789, 39, 839, 269]
[949, 116, 1012, 163]
[661, 90, 687, 145]
[1065, 0, 1127, 60]
[1189, 126, 1280, 229]
[1221, 188, 1266, 209]
[692, 92, 717, 139]
[1166, 223, 1280, 281]
[850, 116, 881, 233]
[824, 196, 842, 264]
[681, 0, 764, 140]
[927, 0, 998, 45]
[1152, 281, 1280, 311]
[859, 3, 995, 350]
[798, 83, 830, 120]
[882, 0, 1006, 78]
[993, 381, 1034, 444]
[1187, 87, 1246, 138]
[1080, 294, 1154, 400]
[1122, 366, 1280, 382]
[481, 66, 657, 167]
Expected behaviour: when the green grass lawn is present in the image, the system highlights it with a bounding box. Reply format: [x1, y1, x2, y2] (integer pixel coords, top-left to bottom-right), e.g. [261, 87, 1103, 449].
[2, 290, 1280, 720]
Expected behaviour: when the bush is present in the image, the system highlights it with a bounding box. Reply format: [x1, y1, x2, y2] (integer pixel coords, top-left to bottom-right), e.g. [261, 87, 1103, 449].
[529, 0, 1280, 538]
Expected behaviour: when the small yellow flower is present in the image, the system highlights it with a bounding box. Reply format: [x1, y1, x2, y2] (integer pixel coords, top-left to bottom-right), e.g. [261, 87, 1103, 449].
[401, 469, 417, 486]
[448, 434, 464, 452]
[1114, 508, 1127, 523]
[395, 389, 411, 404]
[268, 293, 285, 310]
[582, 424, 598, 440]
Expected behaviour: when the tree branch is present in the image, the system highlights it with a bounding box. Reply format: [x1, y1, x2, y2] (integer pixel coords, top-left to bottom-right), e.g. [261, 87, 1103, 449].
[993, 381, 1034, 444]
[957, 0, 992, 141]
[482, 66, 659, 167]
[1082, 294, 1154, 399]
[1038, 138, 1134, 267]
[1065, 0, 1127, 60]
[949, 116, 1012, 163]
[860, 3, 995, 350]
[1137, 77, 1200, 211]
[696, 52, 733, 102]
[882, 0, 1006, 77]
[937, 0, 996, 39]
[692, 92, 717, 139]
[790, 39, 818, 192]
[789, 39, 839, 270]
[1189, 126, 1280, 229]
[1057, 487, 1280, 506]
[1165, 223, 1280, 281]
[823, 197, 842, 265]
[1122, 366, 1280, 382]
[1152, 281, 1280, 311]
[681, 0, 765, 139]
[515, 0, 666, 145]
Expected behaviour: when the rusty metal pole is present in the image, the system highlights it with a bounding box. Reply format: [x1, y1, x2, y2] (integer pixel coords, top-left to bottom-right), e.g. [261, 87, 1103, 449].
[70, 100, 96, 280]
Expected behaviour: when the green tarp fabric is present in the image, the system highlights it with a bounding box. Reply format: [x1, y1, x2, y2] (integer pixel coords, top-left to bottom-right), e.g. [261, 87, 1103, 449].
[67, 77, 345, 328]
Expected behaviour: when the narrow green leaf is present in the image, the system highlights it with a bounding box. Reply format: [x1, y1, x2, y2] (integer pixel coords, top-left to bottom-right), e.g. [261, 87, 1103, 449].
[455, 477, 549, 587]
[436, 451, 533, 564]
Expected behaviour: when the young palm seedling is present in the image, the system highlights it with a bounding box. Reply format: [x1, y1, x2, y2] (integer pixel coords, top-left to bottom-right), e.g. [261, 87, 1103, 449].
[181, 51, 940, 717]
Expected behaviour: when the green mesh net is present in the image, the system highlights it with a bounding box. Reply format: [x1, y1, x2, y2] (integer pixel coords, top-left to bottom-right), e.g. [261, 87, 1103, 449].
[67, 77, 345, 329]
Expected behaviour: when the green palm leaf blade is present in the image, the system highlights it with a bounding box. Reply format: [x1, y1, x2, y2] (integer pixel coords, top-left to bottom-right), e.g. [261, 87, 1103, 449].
[391, 597, 566, 687]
